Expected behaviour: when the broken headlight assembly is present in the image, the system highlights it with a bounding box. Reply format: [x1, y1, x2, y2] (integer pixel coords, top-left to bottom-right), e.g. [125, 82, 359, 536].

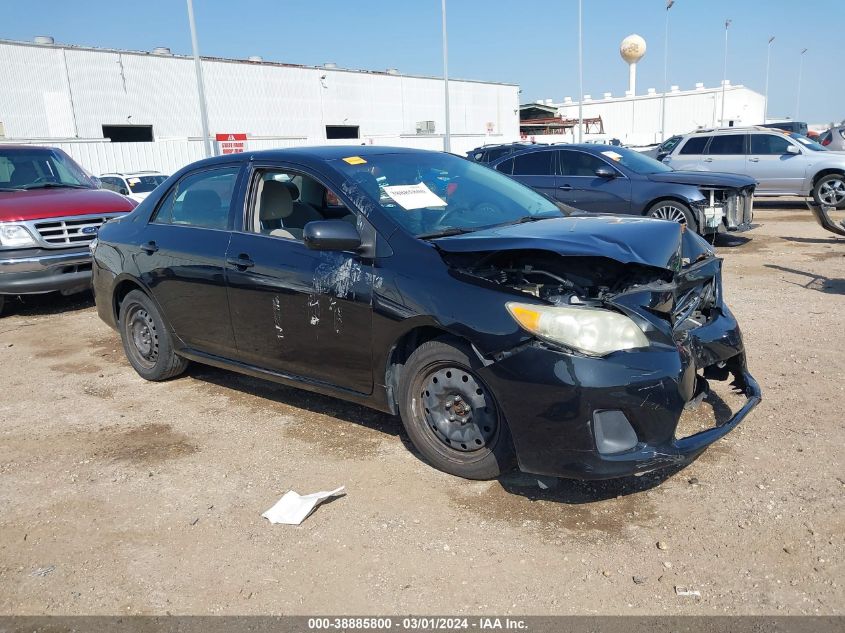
[506, 302, 649, 356]
[0, 223, 38, 249]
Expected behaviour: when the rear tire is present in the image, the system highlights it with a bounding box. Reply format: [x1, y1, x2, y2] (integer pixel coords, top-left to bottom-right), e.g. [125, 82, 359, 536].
[398, 337, 515, 480]
[0, 295, 5, 317]
[647, 200, 699, 233]
[813, 174, 845, 209]
[118, 290, 188, 381]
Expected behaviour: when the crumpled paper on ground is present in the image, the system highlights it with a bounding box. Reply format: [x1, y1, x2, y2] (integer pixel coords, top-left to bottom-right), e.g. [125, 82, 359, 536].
[261, 486, 346, 525]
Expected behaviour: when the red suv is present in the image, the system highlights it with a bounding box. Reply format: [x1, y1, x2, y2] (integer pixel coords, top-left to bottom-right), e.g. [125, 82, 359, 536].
[0, 145, 136, 315]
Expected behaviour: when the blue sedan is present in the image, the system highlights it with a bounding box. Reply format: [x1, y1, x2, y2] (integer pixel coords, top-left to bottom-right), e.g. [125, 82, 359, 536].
[489, 144, 756, 236]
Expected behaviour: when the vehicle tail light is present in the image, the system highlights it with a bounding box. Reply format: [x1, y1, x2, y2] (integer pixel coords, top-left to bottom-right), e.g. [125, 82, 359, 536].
[822, 136, 831, 146]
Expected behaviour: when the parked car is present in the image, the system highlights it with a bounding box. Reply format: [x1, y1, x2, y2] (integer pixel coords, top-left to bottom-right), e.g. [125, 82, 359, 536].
[760, 121, 809, 136]
[467, 142, 544, 164]
[100, 170, 169, 203]
[640, 135, 683, 161]
[663, 127, 845, 208]
[92, 146, 759, 481]
[818, 125, 845, 151]
[0, 145, 136, 316]
[489, 144, 755, 236]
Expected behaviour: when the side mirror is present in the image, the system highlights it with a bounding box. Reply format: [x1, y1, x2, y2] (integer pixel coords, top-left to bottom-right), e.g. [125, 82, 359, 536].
[786, 145, 800, 155]
[119, 188, 130, 196]
[595, 167, 617, 179]
[303, 220, 362, 252]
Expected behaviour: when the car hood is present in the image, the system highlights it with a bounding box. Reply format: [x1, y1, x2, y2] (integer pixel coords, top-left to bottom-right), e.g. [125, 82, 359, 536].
[647, 170, 756, 188]
[0, 187, 136, 222]
[433, 215, 688, 271]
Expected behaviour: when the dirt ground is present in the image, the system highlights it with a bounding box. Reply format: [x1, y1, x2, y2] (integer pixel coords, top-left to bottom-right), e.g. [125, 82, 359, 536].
[0, 202, 842, 616]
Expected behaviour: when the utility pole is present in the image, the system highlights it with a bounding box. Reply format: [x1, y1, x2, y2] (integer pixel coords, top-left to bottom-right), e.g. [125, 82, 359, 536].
[660, 0, 675, 142]
[796, 48, 808, 119]
[763, 36, 774, 123]
[186, 0, 213, 157]
[441, 0, 452, 153]
[720, 18, 730, 127]
[577, 0, 583, 142]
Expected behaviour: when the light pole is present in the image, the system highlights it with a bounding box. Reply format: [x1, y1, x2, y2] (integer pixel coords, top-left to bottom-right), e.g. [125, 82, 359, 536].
[720, 18, 730, 127]
[796, 48, 808, 119]
[186, 0, 213, 157]
[660, 0, 675, 142]
[763, 36, 774, 123]
[441, 0, 452, 153]
[577, 0, 583, 142]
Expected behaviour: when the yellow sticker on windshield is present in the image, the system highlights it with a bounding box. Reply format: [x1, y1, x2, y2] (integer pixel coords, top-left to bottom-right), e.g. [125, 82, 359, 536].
[342, 156, 367, 165]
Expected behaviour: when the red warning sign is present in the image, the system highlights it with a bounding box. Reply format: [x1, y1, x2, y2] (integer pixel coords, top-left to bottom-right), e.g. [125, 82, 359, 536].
[215, 133, 247, 154]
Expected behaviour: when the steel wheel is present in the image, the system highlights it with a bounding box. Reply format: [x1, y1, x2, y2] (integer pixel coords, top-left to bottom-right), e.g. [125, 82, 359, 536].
[649, 203, 689, 224]
[417, 365, 498, 452]
[818, 177, 845, 206]
[124, 304, 159, 370]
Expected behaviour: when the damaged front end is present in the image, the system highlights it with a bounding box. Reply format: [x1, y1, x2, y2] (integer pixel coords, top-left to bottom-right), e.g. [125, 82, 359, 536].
[435, 217, 761, 479]
[692, 186, 755, 232]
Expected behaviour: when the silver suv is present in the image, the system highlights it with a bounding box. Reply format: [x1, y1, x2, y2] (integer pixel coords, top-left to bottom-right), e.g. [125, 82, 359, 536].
[663, 127, 845, 208]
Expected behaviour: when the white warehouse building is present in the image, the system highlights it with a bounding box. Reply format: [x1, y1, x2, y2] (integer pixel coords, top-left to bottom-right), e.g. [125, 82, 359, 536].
[0, 38, 519, 174]
[537, 82, 765, 146]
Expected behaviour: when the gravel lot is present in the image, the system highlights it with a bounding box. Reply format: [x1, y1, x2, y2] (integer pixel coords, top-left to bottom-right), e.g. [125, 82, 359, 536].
[0, 202, 842, 615]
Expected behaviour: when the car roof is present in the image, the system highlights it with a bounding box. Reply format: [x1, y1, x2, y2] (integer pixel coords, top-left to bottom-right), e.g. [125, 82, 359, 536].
[0, 144, 59, 152]
[688, 126, 788, 135]
[101, 170, 166, 177]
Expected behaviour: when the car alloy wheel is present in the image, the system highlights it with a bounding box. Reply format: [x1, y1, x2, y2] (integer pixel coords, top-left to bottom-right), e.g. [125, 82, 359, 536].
[125, 304, 159, 370]
[818, 177, 845, 206]
[649, 203, 689, 224]
[417, 364, 498, 452]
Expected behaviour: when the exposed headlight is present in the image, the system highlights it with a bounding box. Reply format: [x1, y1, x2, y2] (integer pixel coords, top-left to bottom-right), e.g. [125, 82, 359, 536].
[506, 302, 649, 356]
[0, 223, 38, 248]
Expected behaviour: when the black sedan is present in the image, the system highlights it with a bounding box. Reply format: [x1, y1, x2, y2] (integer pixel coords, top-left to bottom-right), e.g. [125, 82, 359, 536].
[92, 146, 760, 481]
[489, 144, 756, 237]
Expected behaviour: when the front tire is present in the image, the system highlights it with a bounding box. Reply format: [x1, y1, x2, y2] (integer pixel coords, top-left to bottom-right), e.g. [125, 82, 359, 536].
[647, 200, 699, 233]
[398, 338, 515, 480]
[813, 174, 845, 209]
[118, 290, 188, 381]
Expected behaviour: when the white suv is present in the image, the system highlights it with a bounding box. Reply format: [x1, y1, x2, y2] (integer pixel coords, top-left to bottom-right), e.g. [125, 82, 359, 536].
[663, 127, 845, 208]
[99, 171, 168, 203]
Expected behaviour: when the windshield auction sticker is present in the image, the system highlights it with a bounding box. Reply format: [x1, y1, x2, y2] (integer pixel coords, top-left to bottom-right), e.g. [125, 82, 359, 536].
[382, 183, 447, 210]
[342, 156, 367, 165]
[601, 150, 623, 162]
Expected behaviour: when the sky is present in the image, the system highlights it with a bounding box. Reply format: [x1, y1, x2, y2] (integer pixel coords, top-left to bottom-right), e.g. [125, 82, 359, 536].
[3, 0, 843, 125]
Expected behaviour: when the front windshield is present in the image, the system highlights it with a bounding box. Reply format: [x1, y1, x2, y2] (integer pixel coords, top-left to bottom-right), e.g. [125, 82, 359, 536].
[332, 151, 561, 238]
[0, 148, 93, 190]
[127, 174, 168, 193]
[597, 146, 674, 174]
[788, 133, 827, 152]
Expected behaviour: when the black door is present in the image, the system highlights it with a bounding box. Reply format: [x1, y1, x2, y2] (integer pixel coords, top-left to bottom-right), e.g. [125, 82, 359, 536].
[225, 167, 374, 394]
[134, 165, 241, 357]
[502, 150, 558, 199]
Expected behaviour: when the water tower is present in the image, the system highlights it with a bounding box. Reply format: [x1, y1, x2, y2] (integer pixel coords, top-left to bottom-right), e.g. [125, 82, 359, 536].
[620, 34, 647, 95]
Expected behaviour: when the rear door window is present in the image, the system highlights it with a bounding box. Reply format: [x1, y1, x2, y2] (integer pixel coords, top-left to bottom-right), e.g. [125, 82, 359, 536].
[511, 151, 554, 176]
[679, 136, 709, 155]
[707, 134, 747, 155]
[153, 166, 240, 229]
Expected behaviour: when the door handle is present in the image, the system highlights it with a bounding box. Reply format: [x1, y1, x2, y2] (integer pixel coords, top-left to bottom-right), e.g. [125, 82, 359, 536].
[226, 254, 255, 269]
[558, 185, 573, 191]
[749, 157, 760, 162]
[140, 241, 158, 254]
[703, 158, 713, 163]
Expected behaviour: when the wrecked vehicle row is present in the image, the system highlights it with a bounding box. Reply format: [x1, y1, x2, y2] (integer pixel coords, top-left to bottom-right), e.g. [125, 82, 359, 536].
[92, 146, 760, 481]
